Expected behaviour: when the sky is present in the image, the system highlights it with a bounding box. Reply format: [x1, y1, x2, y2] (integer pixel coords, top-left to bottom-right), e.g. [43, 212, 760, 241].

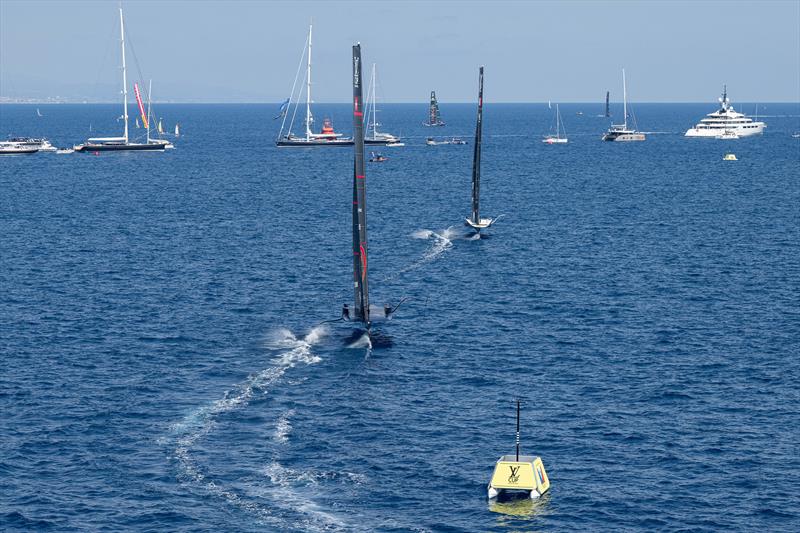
[1, 0, 799, 103]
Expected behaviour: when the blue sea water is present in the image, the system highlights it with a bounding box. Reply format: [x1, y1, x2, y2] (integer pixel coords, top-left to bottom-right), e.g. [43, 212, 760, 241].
[2, 102, 799, 532]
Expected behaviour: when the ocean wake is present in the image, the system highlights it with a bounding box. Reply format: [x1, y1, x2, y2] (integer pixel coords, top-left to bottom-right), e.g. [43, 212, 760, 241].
[168, 326, 347, 530]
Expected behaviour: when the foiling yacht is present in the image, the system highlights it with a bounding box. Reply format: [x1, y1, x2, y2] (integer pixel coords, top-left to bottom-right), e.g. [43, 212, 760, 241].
[685, 86, 765, 138]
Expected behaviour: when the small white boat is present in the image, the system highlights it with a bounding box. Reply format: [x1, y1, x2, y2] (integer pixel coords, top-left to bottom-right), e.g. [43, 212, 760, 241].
[56, 149, 75, 154]
[723, 153, 738, 161]
[792, 132, 800, 138]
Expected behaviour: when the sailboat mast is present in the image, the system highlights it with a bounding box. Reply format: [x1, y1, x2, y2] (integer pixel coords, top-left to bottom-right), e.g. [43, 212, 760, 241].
[371, 64, 377, 139]
[556, 103, 560, 138]
[352, 43, 369, 324]
[119, 5, 129, 143]
[515, 399, 521, 462]
[305, 23, 313, 141]
[146, 79, 152, 143]
[622, 68, 627, 130]
[605, 91, 610, 117]
[470, 67, 484, 225]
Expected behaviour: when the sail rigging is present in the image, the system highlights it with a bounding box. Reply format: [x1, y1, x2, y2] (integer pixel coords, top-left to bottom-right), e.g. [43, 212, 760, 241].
[351, 43, 369, 324]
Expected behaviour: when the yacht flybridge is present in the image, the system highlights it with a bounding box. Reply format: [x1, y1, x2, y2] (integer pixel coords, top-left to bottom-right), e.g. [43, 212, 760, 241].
[602, 69, 645, 142]
[685, 86, 766, 138]
[74, 6, 172, 153]
[276, 24, 353, 147]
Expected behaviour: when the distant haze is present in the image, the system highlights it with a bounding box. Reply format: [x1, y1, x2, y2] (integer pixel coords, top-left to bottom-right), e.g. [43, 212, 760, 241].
[1, 0, 798, 103]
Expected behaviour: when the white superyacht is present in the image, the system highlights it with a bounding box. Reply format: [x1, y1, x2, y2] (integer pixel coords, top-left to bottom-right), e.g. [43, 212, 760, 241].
[685, 86, 765, 138]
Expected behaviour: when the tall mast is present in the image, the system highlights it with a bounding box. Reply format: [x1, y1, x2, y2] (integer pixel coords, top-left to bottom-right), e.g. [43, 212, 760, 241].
[146, 79, 152, 143]
[352, 43, 369, 324]
[119, 4, 129, 143]
[371, 64, 377, 139]
[555, 103, 560, 138]
[470, 67, 484, 225]
[622, 68, 627, 130]
[605, 91, 610, 117]
[305, 23, 313, 140]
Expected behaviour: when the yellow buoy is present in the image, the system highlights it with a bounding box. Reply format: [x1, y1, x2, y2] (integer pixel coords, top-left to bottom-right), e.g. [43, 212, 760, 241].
[488, 400, 550, 500]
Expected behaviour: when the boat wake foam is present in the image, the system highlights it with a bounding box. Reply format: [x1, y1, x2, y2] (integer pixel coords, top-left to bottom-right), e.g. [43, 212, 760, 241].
[381, 227, 459, 281]
[168, 326, 347, 530]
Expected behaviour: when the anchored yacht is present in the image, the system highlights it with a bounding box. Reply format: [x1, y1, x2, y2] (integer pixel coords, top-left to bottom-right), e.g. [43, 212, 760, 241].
[685, 86, 765, 138]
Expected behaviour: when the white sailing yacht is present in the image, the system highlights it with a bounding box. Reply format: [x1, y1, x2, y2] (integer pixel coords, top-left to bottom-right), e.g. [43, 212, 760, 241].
[543, 103, 568, 144]
[602, 69, 645, 142]
[74, 5, 170, 152]
[276, 24, 353, 147]
[364, 64, 402, 146]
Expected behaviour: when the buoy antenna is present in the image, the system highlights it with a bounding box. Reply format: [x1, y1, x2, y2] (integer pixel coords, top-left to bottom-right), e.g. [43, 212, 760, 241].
[515, 398, 521, 461]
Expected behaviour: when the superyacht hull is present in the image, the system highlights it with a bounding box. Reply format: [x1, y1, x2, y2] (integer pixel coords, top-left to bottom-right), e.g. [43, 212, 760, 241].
[75, 142, 170, 152]
[685, 123, 765, 137]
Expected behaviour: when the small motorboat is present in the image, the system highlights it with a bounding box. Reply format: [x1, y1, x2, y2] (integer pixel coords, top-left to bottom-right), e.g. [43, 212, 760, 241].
[450, 137, 467, 145]
[368, 152, 388, 163]
[792, 132, 800, 138]
[56, 149, 75, 154]
[723, 153, 738, 161]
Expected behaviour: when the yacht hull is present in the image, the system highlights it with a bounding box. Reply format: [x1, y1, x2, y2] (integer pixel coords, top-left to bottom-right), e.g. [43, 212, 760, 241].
[685, 123, 765, 137]
[276, 139, 354, 147]
[602, 132, 646, 142]
[74, 142, 170, 152]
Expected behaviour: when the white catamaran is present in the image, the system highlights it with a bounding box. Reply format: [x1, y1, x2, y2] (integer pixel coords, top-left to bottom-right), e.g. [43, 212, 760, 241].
[74, 5, 172, 152]
[543, 103, 568, 144]
[276, 24, 353, 147]
[602, 68, 645, 142]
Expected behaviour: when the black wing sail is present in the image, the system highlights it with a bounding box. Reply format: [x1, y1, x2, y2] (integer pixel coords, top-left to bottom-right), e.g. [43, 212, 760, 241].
[605, 91, 610, 117]
[470, 67, 484, 225]
[351, 44, 369, 324]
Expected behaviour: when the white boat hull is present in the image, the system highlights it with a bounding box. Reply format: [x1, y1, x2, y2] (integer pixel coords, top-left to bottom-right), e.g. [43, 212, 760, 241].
[685, 123, 765, 137]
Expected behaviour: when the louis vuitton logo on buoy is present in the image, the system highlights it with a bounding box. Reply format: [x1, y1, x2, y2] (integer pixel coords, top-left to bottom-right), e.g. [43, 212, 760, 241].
[508, 465, 520, 484]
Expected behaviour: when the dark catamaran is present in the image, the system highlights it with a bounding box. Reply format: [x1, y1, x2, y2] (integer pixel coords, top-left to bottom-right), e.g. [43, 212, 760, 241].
[464, 67, 496, 233]
[422, 91, 445, 127]
[341, 43, 397, 331]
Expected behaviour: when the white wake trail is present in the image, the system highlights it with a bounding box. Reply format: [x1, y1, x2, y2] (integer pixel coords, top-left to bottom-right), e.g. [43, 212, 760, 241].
[169, 326, 345, 529]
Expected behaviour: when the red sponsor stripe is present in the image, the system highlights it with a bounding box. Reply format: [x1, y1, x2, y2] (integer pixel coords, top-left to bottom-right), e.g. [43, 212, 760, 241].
[356, 175, 365, 179]
[354, 111, 363, 117]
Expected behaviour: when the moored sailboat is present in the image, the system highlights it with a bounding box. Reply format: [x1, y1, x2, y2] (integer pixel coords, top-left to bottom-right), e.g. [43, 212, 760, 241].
[276, 24, 353, 147]
[364, 63, 402, 145]
[464, 66, 496, 233]
[543, 103, 568, 144]
[73, 5, 170, 153]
